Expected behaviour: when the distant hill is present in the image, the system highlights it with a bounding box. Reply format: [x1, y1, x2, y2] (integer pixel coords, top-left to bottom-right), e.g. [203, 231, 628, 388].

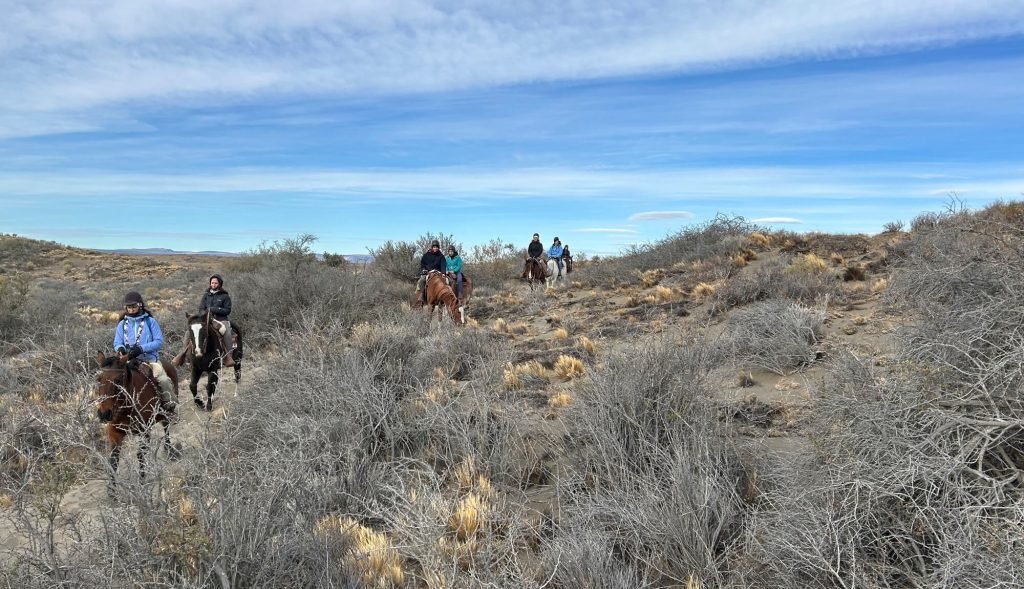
[97, 248, 242, 257]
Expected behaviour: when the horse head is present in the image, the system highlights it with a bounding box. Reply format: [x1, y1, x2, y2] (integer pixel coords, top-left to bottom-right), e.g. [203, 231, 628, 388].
[185, 310, 227, 362]
[94, 351, 128, 422]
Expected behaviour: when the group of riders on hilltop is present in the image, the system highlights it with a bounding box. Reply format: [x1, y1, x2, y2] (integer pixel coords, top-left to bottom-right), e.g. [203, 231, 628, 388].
[111, 234, 576, 416]
[416, 233, 574, 304]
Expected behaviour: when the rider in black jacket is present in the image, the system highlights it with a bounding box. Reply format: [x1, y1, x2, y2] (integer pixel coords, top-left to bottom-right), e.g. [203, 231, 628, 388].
[527, 233, 543, 259]
[417, 240, 448, 304]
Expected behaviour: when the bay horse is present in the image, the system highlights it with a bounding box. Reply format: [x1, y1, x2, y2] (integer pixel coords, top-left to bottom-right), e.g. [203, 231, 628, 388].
[94, 352, 178, 493]
[424, 270, 465, 324]
[522, 258, 548, 291]
[184, 310, 232, 410]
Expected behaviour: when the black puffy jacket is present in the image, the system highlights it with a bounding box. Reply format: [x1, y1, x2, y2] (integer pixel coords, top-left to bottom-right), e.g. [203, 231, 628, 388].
[527, 241, 544, 259]
[200, 289, 232, 320]
[420, 251, 447, 274]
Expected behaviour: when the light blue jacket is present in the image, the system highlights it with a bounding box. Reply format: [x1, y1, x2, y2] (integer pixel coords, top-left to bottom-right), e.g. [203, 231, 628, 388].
[446, 255, 463, 274]
[114, 312, 163, 362]
[548, 244, 564, 259]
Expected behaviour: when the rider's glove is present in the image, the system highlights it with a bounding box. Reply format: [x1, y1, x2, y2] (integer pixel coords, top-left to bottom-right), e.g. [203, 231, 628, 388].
[115, 346, 127, 355]
[127, 344, 144, 359]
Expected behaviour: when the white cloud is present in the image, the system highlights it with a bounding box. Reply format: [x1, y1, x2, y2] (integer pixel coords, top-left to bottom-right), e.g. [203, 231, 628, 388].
[628, 211, 695, 221]
[751, 217, 803, 224]
[3, 1, 1024, 137]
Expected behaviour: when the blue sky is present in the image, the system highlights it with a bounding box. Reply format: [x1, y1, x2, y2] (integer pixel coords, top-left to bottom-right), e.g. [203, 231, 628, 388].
[1, 2, 1023, 257]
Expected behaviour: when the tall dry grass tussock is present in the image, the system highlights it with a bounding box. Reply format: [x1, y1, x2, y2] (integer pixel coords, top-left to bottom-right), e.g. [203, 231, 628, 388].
[554, 355, 585, 380]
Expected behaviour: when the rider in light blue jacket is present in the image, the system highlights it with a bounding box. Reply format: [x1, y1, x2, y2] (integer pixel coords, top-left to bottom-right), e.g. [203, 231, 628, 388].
[113, 291, 176, 412]
[547, 237, 565, 276]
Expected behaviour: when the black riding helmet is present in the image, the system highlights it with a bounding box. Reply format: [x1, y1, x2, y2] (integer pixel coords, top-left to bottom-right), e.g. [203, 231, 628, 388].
[123, 291, 144, 306]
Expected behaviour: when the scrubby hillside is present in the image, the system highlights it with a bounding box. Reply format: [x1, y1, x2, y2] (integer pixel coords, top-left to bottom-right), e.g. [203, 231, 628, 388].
[1, 204, 1022, 587]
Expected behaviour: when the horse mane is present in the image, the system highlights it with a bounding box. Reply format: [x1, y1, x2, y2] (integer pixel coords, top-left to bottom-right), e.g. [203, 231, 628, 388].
[101, 356, 119, 368]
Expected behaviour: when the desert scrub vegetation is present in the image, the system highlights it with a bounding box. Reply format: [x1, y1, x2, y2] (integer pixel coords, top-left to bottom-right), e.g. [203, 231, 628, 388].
[725, 299, 825, 375]
[711, 254, 843, 312]
[545, 335, 749, 587]
[578, 214, 762, 287]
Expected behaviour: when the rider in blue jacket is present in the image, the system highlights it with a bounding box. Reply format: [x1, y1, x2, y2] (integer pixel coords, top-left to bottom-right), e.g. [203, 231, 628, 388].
[547, 237, 565, 276]
[114, 291, 176, 413]
[446, 246, 464, 299]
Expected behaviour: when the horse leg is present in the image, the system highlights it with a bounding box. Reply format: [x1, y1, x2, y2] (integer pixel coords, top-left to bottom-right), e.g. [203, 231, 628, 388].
[191, 365, 204, 408]
[137, 434, 151, 482]
[206, 370, 218, 411]
[161, 421, 179, 460]
[107, 445, 121, 496]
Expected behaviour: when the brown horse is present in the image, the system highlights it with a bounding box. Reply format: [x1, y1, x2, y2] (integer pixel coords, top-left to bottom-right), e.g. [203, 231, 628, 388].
[425, 270, 465, 324]
[94, 352, 178, 494]
[521, 257, 548, 290]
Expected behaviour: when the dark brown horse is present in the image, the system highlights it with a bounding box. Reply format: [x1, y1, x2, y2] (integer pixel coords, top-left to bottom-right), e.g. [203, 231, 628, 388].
[184, 310, 232, 410]
[521, 257, 548, 290]
[94, 352, 178, 493]
[425, 270, 465, 324]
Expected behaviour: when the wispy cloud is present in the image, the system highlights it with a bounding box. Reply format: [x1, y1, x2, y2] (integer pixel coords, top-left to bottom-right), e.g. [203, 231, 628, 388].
[3, 1, 1024, 138]
[751, 217, 803, 224]
[628, 211, 695, 221]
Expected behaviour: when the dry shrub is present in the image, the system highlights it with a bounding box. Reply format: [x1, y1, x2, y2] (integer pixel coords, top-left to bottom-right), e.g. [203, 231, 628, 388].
[726, 300, 825, 375]
[493, 318, 508, 333]
[576, 336, 597, 358]
[871, 277, 889, 292]
[788, 253, 828, 273]
[654, 285, 675, 302]
[553, 328, 569, 341]
[316, 515, 405, 587]
[554, 355, 586, 380]
[548, 391, 573, 408]
[639, 268, 665, 287]
[503, 361, 548, 390]
[731, 254, 748, 267]
[449, 492, 488, 541]
[748, 231, 771, 248]
[829, 252, 845, 266]
[692, 282, 718, 300]
[843, 264, 866, 281]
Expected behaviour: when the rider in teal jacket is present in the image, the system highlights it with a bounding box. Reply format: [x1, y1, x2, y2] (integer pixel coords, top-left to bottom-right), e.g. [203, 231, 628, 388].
[547, 237, 565, 276]
[447, 246, 464, 298]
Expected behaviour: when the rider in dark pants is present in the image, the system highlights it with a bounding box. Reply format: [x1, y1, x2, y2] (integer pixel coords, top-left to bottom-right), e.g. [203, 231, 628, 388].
[417, 240, 448, 304]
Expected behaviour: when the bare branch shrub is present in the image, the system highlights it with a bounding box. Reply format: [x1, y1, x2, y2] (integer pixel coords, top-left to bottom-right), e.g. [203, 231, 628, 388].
[725, 299, 825, 375]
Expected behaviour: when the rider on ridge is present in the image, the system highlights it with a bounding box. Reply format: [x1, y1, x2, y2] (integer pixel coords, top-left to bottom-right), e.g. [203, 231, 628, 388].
[417, 239, 448, 304]
[548, 237, 565, 277]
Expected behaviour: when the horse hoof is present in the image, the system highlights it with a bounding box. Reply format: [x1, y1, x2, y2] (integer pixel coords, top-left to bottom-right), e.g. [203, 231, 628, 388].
[194, 398, 205, 409]
[206, 401, 213, 412]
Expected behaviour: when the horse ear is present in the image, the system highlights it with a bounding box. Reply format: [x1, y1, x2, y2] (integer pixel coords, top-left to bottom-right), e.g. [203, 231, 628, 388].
[95, 351, 105, 367]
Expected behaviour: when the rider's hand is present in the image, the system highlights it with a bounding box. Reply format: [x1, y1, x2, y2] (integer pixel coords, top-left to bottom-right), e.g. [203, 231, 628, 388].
[128, 344, 143, 359]
[115, 346, 127, 355]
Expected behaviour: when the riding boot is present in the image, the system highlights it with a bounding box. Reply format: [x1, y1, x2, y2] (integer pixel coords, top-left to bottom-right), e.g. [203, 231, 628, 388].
[153, 370, 177, 413]
[222, 353, 235, 368]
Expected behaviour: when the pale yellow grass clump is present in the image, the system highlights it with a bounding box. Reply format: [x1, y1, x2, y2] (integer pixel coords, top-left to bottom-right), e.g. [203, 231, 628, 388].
[503, 361, 548, 389]
[493, 318, 508, 333]
[639, 268, 665, 287]
[654, 285, 674, 302]
[546, 314, 562, 325]
[351, 322, 376, 345]
[548, 391, 573, 408]
[315, 515, 405, 588]
[731, 254, 748, 267]
[465, 317, 479, 329]
[789, 253, 828, 273]
[748, 231, 771, 248]
[871, 277, 889, 293]
[553, 328, 569, 341]
[210, 406, 229, 421]
[554, 355, 585, 380]
[178, 496, 199, 527]
[576, 336, 597, 357]
[829, 252, 845, 266]
[740, 248, 759, 261]
[0, 493, 14, 509]
[449, 493, 488, 541]
[691, 282, 718, 300]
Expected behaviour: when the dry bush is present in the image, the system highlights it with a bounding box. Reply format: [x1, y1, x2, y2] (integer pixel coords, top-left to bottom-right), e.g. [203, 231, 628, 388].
[553, 328, 569, 341]
[713, 256, 843, 311]
[748, 232, 771, 248]
[575, 336, 597, 359]
[554, 355, 585, 380]
[788, 253, 828, 273]
[639, 269, 665, 288]
[545, 336, 747, 586]
[654, 285, 675, 302]
[842, 264, 866, 281]
[691, 282, 718, 300]
[725, 300, 825, 375]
